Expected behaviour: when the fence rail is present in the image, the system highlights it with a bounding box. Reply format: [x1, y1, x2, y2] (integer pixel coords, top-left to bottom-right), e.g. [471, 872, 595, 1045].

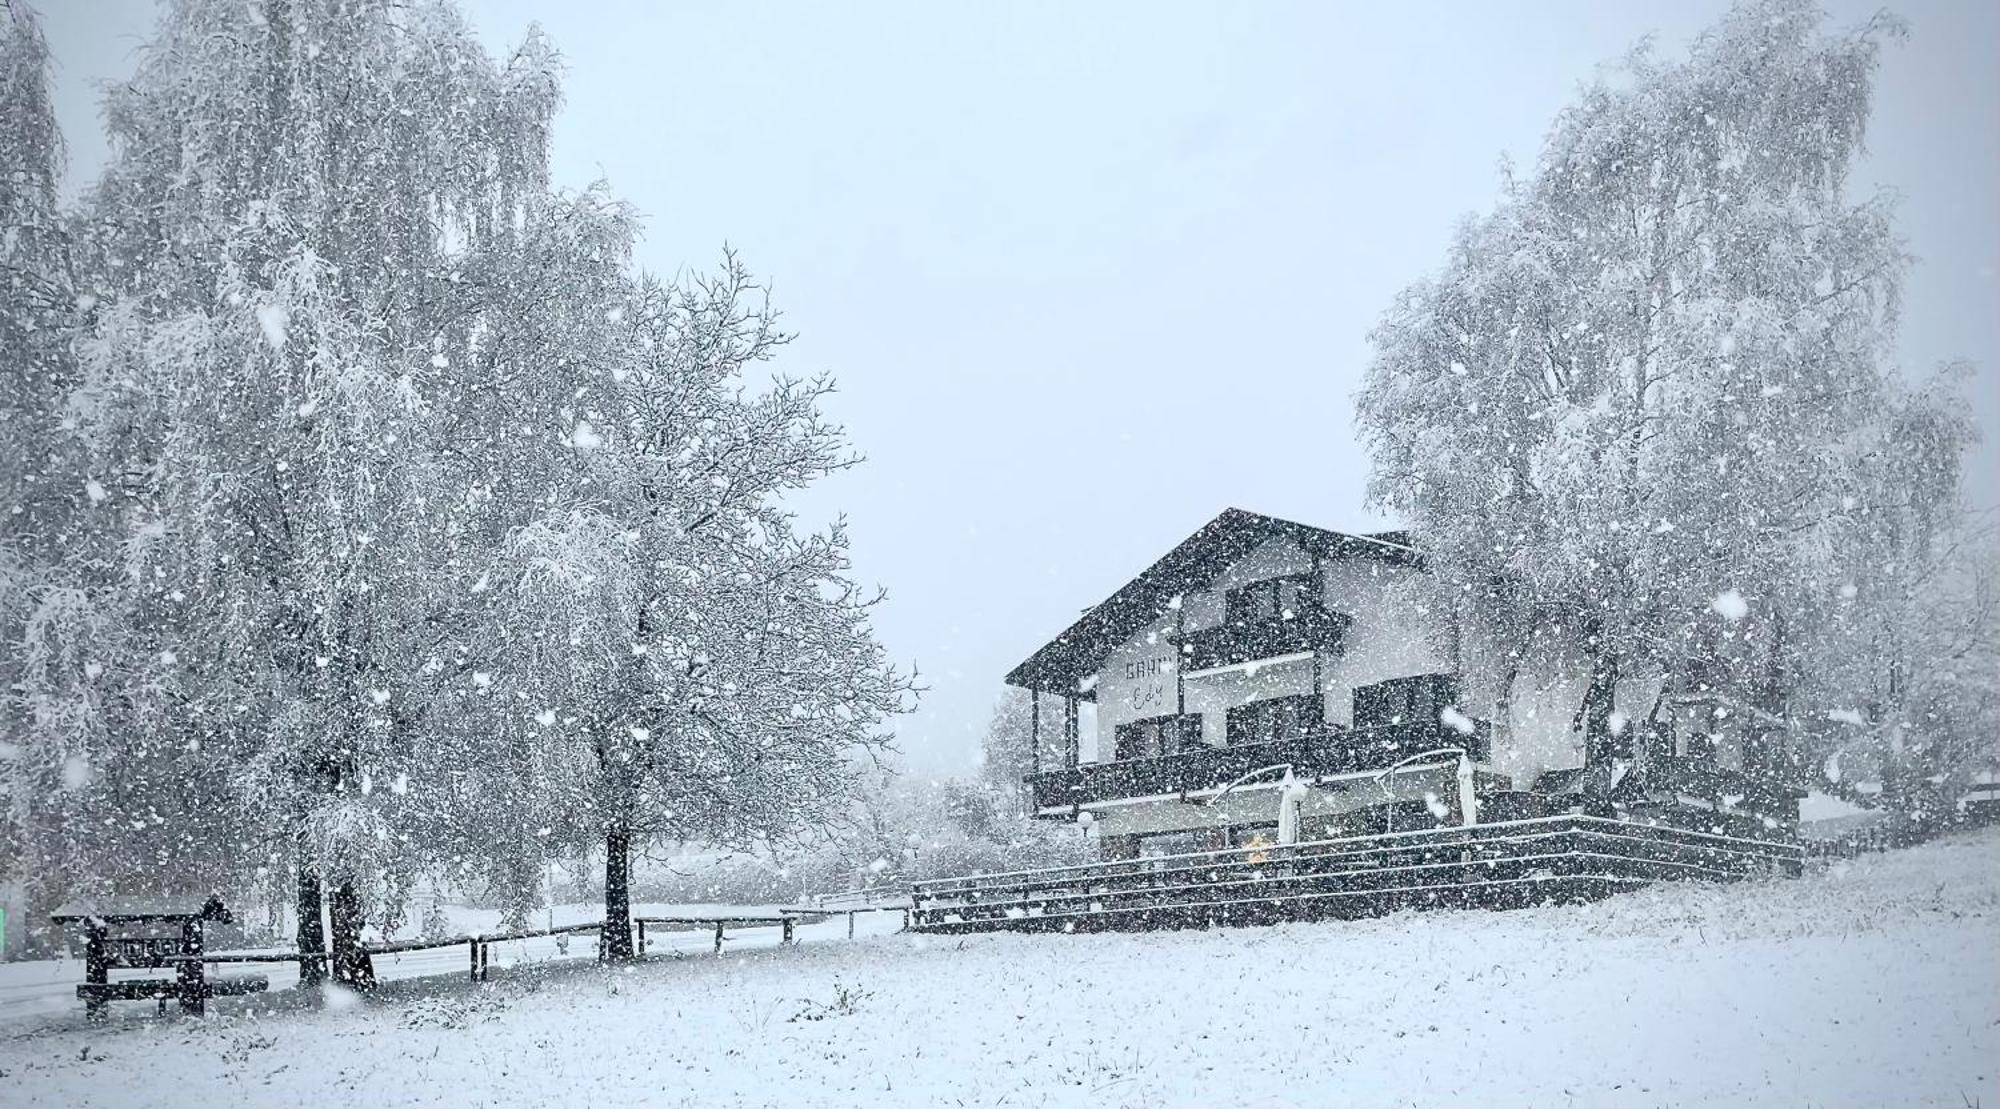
[911, 814, 1802, 934]
[1798, 809, 1996, 859]
[364, 920, 606, 981]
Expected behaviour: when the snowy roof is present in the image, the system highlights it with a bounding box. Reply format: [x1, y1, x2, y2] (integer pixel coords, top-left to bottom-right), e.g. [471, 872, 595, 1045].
[1006, 507, 1417, 693]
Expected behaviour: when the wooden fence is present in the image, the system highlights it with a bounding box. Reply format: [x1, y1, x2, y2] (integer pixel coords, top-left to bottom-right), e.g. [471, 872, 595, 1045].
[911, 814, 1803, 934]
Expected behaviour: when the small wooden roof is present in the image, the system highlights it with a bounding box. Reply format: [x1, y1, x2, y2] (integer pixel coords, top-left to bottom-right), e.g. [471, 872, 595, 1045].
[50, 896, 230, 924]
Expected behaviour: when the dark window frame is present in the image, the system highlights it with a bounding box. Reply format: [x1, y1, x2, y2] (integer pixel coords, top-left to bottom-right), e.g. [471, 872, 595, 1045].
[1225, 692, 1323, 747]
[1112, 712, 1203, 761]
[1352, 673, 1461, 729]
[1224, 571, 1321, 628]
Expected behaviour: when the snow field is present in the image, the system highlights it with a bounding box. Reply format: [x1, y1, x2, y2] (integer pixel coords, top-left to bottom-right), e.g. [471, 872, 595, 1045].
[0, 830, 1994, 1107]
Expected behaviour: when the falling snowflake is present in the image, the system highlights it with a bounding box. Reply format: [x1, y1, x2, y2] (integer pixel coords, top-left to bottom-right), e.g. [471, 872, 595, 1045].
[256, 303, 290, 351]
[1710, 590, 1749, 622]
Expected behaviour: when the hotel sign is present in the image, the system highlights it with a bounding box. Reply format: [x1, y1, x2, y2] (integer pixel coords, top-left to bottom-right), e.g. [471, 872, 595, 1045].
[1120, 654, 1175, 714]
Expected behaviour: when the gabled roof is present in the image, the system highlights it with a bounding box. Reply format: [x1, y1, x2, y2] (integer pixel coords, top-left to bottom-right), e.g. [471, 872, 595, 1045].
[1004, 507, 1420, 694]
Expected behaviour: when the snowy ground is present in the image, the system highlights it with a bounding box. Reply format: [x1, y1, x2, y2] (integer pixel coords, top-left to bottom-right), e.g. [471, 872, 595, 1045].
[2, 831, 1995, 1108]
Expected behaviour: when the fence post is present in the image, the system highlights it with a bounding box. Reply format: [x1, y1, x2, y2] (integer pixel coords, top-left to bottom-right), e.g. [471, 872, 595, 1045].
[713, 922, 724, 954]
[178, 919, 205, 1016]
[637, 920, 647, 956]
[84, 923, 109, 1022]
[468, 939, 478, 982]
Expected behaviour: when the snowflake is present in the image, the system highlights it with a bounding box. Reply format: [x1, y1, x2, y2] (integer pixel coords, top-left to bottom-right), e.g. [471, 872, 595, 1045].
[256, 303, 290, 351]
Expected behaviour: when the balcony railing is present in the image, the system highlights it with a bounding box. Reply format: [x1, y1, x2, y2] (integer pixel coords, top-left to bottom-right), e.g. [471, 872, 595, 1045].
[1173, 606, 1351, 672]
[1028, 717, 1484, 813]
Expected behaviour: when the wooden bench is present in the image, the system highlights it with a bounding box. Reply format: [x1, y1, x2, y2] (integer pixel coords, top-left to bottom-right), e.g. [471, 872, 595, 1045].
[52, 897, 266, 1020]
[76, 973, 268, 1009]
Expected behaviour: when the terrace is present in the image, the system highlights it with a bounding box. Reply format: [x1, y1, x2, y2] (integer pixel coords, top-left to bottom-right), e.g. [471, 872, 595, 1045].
[1028, 716, 1489, 813]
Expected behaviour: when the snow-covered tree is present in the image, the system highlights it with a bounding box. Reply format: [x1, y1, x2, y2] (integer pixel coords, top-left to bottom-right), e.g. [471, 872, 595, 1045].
[0, 0, 96, 954]
[1356, 0, 1974, 790]
[19, 0, 567, 978]
[488, 256, 916, 956]
[978, 687, 1064, 816]
[1, 0, 916, 977]
[1804, 510, 2000, 822]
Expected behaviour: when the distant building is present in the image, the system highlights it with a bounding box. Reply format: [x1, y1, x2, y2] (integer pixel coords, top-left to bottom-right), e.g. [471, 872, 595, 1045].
[1007, 508, 1799, 860]
[1962, 771, 2000, 826]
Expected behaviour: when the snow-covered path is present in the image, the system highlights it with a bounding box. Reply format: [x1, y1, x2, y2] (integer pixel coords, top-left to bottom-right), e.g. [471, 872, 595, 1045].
[2, 832, 1995, 1108]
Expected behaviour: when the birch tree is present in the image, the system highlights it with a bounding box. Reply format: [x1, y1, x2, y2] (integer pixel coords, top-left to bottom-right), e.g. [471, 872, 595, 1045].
[1356, 0, 1973, 790]
[0, 0, 99, 952]
[34, 0, 564, 978]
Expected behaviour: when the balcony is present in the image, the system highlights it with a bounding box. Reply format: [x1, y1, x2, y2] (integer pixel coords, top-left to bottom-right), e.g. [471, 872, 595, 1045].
[1028, 716, 1484, 814]
[1173, 605, 1351, 673]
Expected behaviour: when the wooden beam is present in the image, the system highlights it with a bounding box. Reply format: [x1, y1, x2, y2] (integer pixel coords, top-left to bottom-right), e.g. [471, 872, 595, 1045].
[1309, 548, 1325, 708]
[1030, 691, 1041, 772]
[1063, 694, 1080, 769]
[1175, 605, 1187, 716]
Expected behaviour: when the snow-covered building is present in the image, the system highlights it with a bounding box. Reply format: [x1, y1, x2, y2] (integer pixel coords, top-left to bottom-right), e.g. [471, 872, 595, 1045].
[1008, 508, 1801, 860]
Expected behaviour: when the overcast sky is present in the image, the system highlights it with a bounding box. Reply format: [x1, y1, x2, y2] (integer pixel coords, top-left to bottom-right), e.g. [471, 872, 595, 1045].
[41, 0, 2000, 774]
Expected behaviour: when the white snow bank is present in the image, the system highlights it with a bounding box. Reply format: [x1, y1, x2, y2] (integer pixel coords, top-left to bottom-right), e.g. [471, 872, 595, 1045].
[2, 830, 1997, 1107]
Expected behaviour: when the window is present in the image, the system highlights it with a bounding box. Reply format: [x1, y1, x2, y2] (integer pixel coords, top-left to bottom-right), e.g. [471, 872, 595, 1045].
[1224, 572, 1320, 627]
[1113, 713, 1201, 760]
[1226, 578, 1282, 624]
[1136, 830, 1206, 859]
[1352, 673, 1459, 729]
[1225, 693, 1321, 746]
[1229, 823, 1279, 850]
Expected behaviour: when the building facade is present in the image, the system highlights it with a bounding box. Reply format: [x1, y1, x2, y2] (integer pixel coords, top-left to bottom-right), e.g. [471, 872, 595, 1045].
[1009, 508, 1799, 860]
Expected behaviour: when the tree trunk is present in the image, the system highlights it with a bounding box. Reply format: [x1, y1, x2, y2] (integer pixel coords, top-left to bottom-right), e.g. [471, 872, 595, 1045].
[602, 822, 634, 960]
[296, 863, 326, 986]
[1578, 617, 1620, 813]
[1581, 650, 1619, 764]
[1750, 604, 1791, 778]
[328, 881, 375, 990]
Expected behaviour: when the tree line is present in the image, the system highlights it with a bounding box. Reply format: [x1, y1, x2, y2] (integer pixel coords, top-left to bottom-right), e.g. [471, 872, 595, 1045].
[0, 0, 913, 968]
